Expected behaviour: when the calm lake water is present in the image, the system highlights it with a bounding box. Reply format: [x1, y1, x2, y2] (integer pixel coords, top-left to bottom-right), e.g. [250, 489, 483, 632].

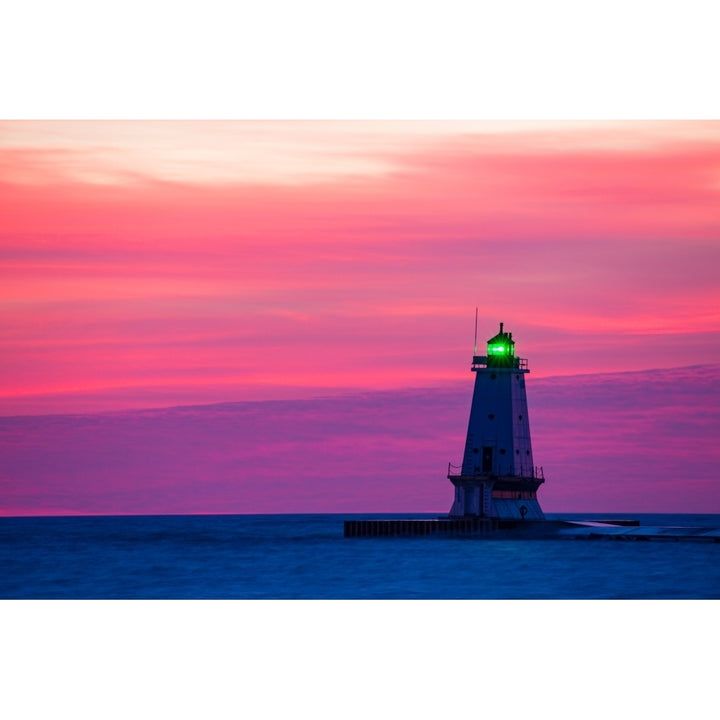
[2, 513, 719, 599]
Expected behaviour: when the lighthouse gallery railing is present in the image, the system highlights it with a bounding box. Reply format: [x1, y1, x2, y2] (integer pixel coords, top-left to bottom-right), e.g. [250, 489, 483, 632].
[447, 462, 544, 479]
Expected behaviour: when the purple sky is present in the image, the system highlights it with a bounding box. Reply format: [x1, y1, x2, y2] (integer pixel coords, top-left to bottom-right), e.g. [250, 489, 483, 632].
[2, 363, 718, 515]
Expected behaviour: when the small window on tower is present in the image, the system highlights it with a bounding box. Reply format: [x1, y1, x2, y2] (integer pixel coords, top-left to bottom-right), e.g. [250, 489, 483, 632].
[488, 413, 494, 420]
[500, 449, 506, 455]
[491, 373, 497, 380]
[518, 415, 523, 420]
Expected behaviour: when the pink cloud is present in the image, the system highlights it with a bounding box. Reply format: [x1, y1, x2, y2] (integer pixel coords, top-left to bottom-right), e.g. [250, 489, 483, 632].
[1, 121, 719, 414]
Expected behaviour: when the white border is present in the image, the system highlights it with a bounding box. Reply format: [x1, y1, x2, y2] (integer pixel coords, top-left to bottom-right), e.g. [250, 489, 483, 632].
[2, 1, 719, 118]
[3, 600, 715, 719]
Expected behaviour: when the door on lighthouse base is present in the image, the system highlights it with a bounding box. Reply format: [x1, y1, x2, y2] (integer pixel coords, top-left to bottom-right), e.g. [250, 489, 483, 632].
[482, 447, 493, 474]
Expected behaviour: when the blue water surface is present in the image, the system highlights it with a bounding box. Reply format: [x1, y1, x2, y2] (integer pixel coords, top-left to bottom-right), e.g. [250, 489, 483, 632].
[1, 513, 719, 599]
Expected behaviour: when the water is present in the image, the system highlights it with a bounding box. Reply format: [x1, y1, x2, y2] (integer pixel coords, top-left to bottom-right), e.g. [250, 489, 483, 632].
[2, 513, 719, 598]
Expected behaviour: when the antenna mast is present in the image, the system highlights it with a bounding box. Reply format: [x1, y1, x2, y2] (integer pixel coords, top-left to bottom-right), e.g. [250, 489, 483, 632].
[473, 307, 478, 354]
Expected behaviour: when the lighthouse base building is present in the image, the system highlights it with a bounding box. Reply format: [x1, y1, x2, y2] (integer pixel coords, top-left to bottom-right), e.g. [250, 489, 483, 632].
[447, 323, 545, 521]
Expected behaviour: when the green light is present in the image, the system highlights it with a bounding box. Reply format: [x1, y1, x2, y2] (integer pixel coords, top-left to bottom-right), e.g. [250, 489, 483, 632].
[489, 345, 506, 354]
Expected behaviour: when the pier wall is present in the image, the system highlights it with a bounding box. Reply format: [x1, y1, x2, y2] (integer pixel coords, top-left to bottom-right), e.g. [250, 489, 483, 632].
[344, 517, 498, 537]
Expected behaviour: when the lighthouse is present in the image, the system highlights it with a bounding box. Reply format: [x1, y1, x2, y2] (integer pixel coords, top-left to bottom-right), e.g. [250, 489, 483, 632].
[448, 322, 545, 520]
[344, 320, 548, 537]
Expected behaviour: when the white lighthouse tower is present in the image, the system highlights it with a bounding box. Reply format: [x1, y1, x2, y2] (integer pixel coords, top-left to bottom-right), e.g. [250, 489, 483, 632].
[448, 322, 545, 520]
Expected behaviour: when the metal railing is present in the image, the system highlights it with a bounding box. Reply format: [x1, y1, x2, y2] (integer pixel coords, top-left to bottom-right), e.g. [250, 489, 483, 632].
[448, 462, 544, 479]
[471, 356, 529, 370]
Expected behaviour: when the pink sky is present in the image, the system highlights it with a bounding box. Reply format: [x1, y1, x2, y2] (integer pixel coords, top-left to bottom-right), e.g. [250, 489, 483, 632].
[2, 120, 719, 414]
[1, 121, 719, 514]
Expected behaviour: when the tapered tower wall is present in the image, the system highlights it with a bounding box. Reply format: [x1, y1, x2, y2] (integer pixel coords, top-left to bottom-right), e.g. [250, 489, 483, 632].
[461, 367, 534, 477]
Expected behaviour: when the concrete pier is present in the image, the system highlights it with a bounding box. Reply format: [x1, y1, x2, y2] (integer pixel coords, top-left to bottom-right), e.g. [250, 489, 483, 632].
[344, 517, 498, 537]
[344, 517, 720, 542]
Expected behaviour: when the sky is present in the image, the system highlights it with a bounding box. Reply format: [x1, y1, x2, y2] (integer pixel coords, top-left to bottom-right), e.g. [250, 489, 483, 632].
[2, 120, 719, 412]
[1, 120, 720, 514]
[2, 366, 719, 516]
